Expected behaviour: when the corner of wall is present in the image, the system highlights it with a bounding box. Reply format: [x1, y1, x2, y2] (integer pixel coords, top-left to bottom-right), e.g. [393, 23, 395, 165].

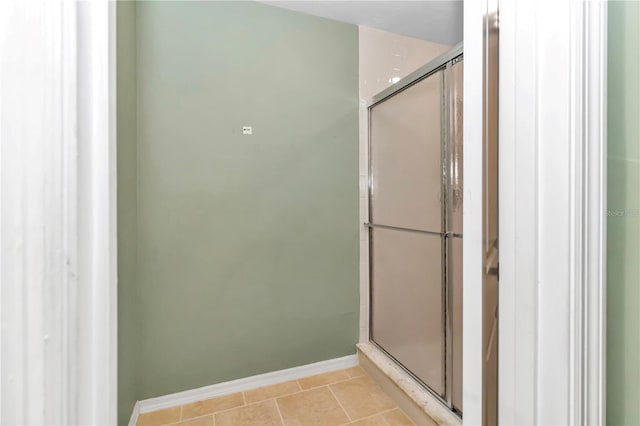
[116, 0, 139, 424]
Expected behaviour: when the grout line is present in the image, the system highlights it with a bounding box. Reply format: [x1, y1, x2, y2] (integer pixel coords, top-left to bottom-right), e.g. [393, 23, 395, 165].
[297, 371, 355, 391]
[171, 400, 247, 424]
[205, 395, 288, 417]
[241, 392, 246, 406]
[355, 406, 399, 423]
[207, 404, 249, 417]
[346, 367, 367, 380]
[331, 375, 364, 387]
[179, 405, 184, 421]
[165, 413, 215, 426]
[273, 398, 286, 426]
[327, 384, 353, 423]
[243, 386, 302, 407]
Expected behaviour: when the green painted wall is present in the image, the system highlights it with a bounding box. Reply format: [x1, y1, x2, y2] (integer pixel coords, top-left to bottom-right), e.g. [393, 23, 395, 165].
[607, 2, 640, 425]
[117, 1, 139, 424]
[117, 1, 359, 419]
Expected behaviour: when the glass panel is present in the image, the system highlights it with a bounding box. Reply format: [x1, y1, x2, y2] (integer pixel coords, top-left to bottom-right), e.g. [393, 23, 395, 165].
[449, 61, 463, 235]
[370, 228, 444, 395]
[370, 71, 443, 232]
[450, 236, 463, 412]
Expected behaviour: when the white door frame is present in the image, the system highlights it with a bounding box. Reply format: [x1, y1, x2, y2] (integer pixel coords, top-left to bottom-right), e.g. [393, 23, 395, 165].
[2, 0, 608, 424]
[463, 0, 607, 424]
[461, 0, 485, 423]
[0, 1, 117, 424]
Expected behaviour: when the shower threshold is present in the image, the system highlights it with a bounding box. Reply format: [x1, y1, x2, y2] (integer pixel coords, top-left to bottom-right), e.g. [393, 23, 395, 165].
[356, 343, 461, 426]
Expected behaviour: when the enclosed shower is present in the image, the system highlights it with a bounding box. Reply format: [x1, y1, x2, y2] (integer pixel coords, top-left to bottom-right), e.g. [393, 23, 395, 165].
[365, 45, 463, 414]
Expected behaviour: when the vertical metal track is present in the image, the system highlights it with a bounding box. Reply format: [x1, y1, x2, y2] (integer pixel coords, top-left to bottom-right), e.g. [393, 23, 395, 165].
[482, 0, 500, 424]
[443, 62, 454, 409]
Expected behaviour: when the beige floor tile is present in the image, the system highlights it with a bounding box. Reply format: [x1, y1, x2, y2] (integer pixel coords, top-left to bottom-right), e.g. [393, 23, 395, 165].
[330, 376, 396, 421]
[348, 413, 390, 426]
[244, 380, 301, 404]
[298, 370, 350, 390]
[348, 409, 413, 426]
[137, 406, 182, 426]
[277, 387, 350, 426]
[181, 393, 245, 420]
[170, 415, 214, 426]
[380, 409, 414, 425]
[345, 366, 367, 379]
[215, 399, 282, 426]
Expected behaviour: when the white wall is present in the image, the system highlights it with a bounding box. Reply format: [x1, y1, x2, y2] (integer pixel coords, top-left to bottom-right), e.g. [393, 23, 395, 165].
[358, 26, 451, 101]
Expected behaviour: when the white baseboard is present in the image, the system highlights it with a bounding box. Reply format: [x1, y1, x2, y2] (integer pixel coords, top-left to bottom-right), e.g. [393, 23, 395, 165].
[128, 401, 140, 426]
[135, 354, 358, 415]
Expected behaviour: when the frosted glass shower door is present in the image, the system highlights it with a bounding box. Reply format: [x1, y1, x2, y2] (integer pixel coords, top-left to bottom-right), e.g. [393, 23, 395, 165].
[371, 229, 444, 393]
[370, 73, 443, 231]
[369, 70, 445, 396]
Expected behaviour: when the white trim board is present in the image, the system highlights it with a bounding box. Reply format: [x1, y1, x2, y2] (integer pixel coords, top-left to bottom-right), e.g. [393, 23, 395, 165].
[498, 0, 607, 424]
[462, 0, 484, 423]
[136, 355, 358, 415]
[0, 1, 117, 424]
[128, 402, 140, 426]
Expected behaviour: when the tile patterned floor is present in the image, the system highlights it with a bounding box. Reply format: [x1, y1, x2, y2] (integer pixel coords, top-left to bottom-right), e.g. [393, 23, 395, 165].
[136, 366, 415, 426]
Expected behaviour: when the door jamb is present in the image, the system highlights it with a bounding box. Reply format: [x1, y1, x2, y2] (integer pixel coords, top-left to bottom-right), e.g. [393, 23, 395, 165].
[496, 0, 607, 424]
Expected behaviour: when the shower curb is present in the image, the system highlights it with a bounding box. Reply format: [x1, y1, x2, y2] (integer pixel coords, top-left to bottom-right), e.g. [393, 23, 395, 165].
[357, 343, 461, 426]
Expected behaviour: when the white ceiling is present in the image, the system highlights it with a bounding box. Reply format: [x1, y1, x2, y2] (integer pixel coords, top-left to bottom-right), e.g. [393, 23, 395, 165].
[260, 1, 463, 46]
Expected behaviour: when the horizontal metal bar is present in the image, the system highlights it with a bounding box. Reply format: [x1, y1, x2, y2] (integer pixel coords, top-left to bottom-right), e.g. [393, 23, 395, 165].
[367, 42, 463, 108]
[364, 222, 443, 237]
[365, 223, 463, 239]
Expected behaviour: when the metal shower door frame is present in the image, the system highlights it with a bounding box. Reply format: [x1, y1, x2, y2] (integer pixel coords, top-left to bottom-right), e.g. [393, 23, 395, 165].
[365, 43, 463, 413]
